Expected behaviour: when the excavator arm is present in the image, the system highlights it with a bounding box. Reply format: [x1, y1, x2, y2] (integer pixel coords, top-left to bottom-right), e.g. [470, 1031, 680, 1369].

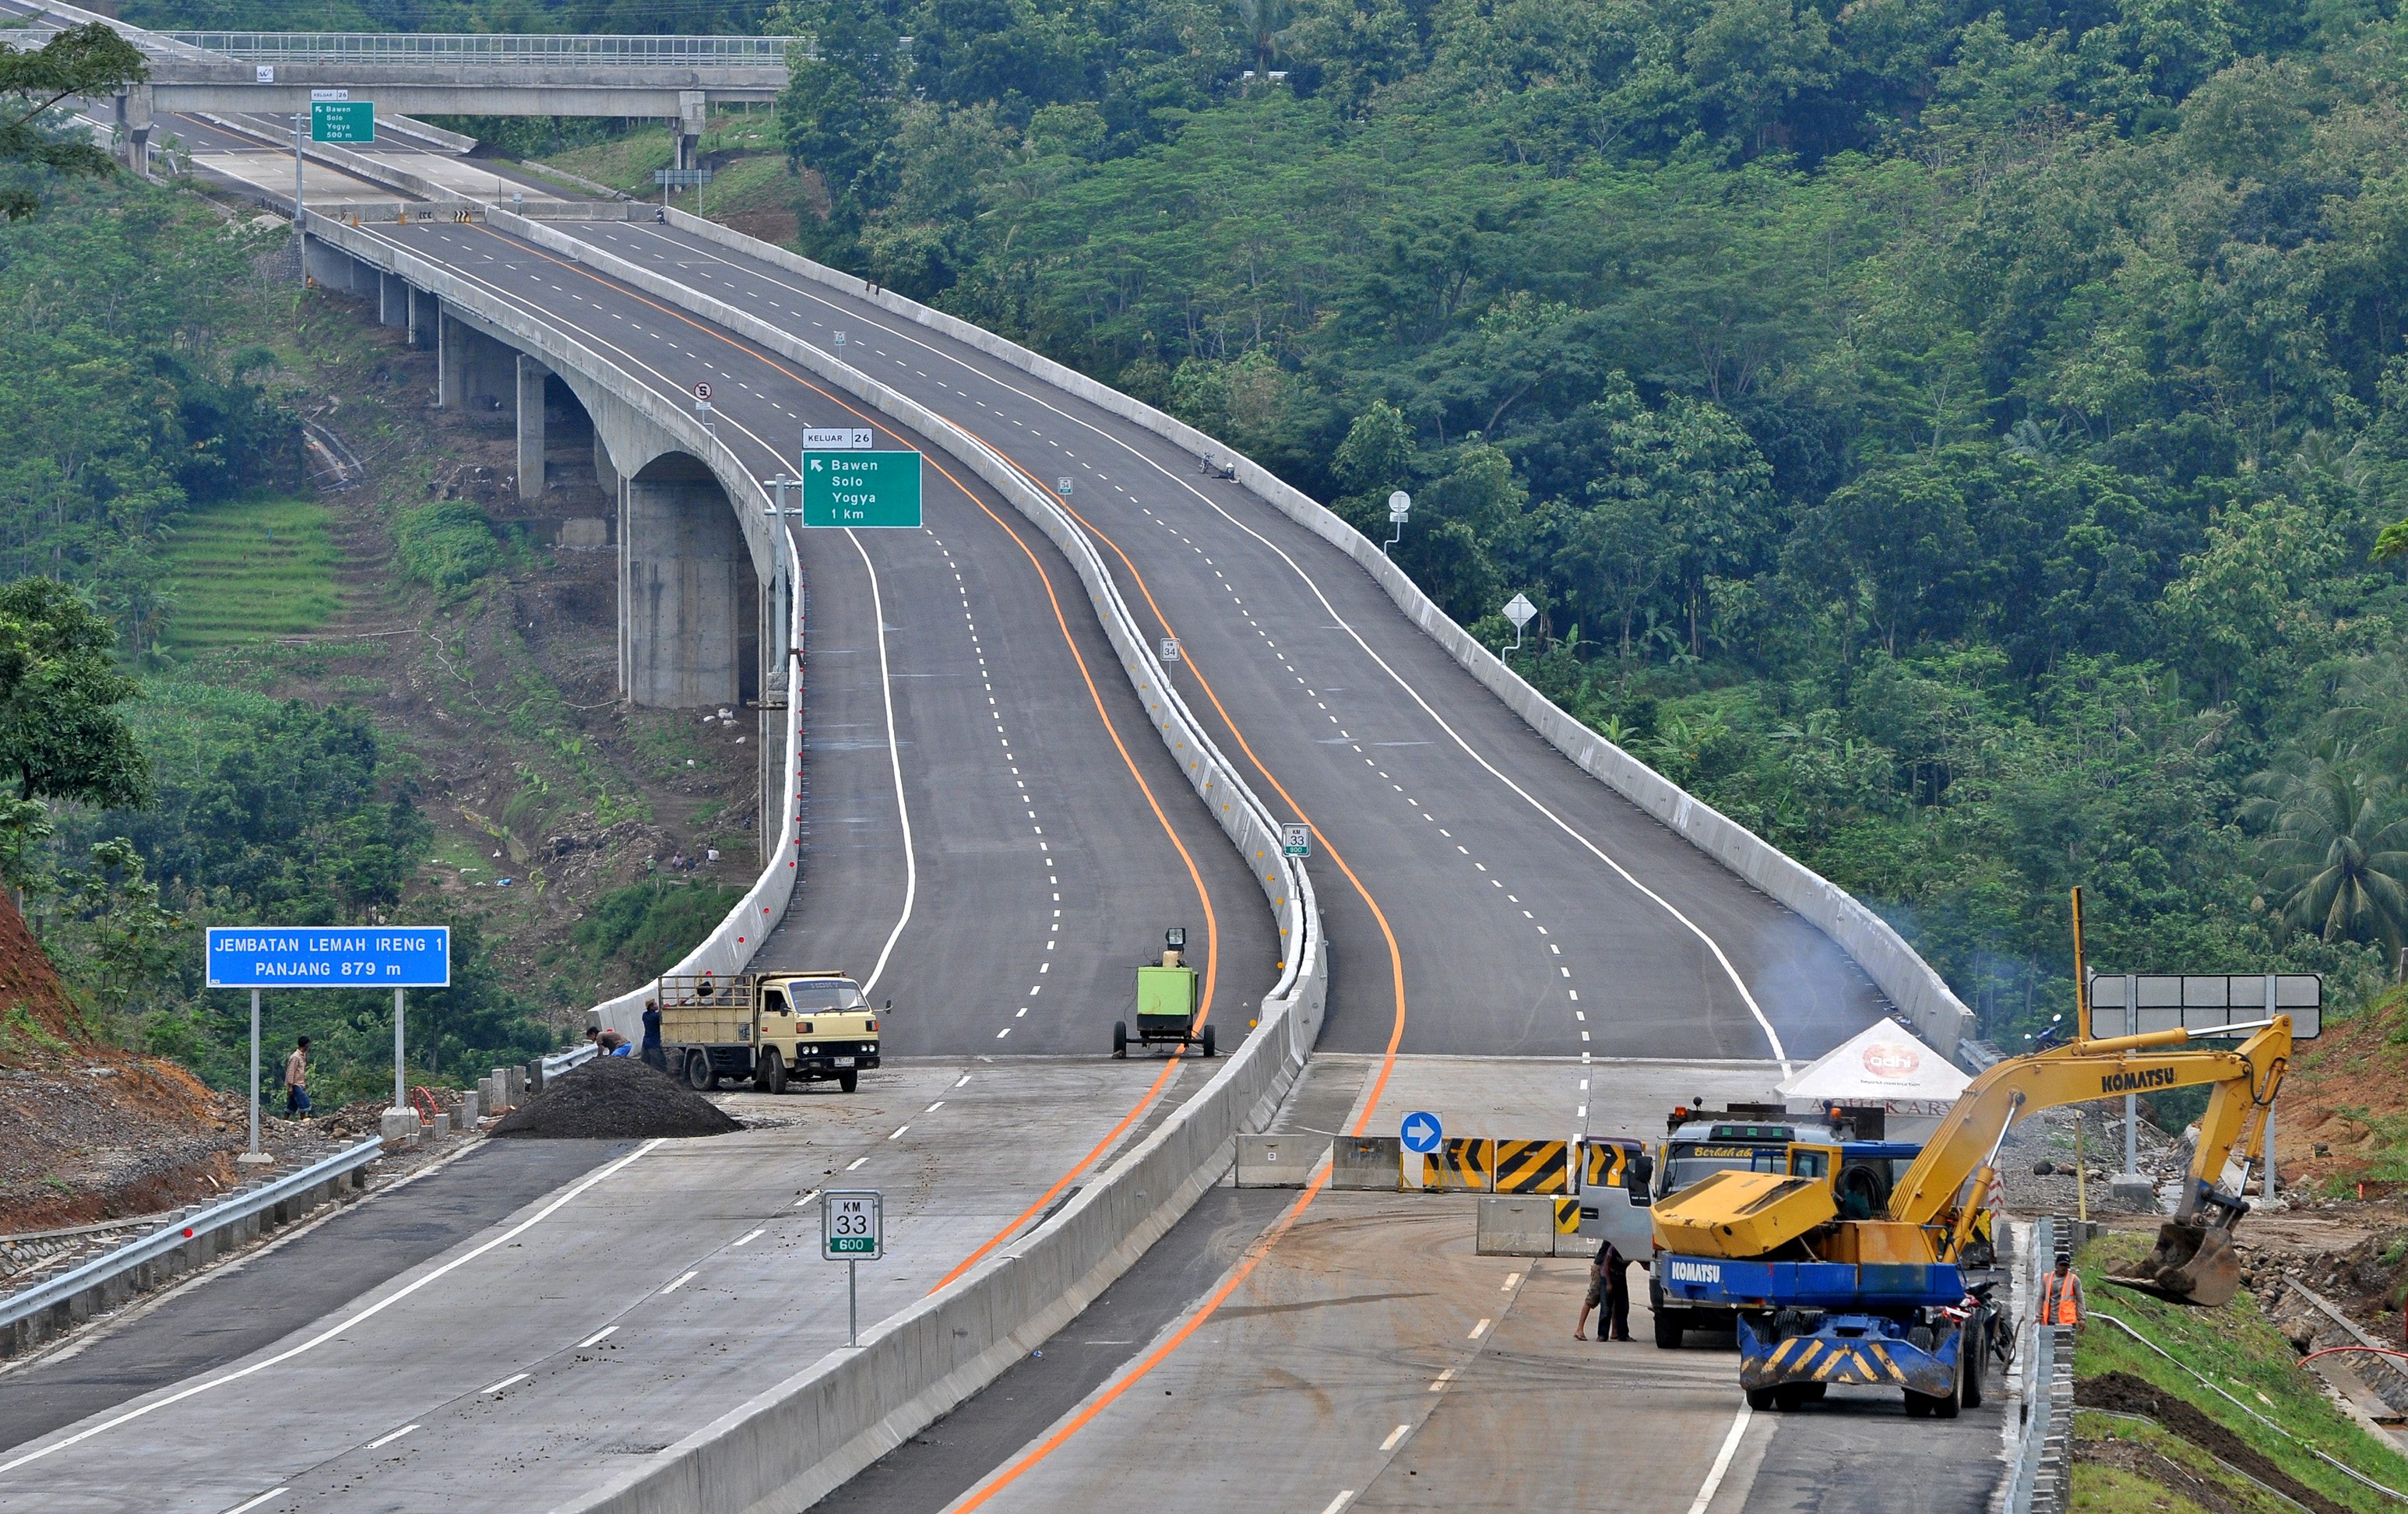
[1653, 1017, 2289, 1307]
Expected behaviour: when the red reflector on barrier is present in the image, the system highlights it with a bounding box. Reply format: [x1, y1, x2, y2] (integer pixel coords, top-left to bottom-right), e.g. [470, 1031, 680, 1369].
[182, 1227, 194, 1238]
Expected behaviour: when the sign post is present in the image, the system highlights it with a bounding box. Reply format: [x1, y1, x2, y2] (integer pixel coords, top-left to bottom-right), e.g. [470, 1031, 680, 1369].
[653, 166, 713, 215]
[1384, 491, 1411, 555]
[822, 1189, 883, 1346]
[801, 449, 923, 529]
[206, 927, 452, 1127]
[1502, 592, 1537, 651]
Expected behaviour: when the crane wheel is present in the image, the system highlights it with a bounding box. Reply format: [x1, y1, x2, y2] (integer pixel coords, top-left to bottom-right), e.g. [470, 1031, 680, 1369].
[1744, 1386, 1776, 1411]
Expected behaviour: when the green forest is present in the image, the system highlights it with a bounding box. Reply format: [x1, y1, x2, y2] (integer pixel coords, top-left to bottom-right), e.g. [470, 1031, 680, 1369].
[769, 0, 2408, 1038]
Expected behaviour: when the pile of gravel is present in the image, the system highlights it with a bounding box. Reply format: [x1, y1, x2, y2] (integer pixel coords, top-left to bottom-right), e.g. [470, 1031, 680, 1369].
[490, 1057, 741, 1139]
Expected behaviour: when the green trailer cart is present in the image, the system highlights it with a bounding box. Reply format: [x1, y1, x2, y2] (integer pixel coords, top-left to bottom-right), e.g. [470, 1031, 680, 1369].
[1114, 927, 1215, 1058]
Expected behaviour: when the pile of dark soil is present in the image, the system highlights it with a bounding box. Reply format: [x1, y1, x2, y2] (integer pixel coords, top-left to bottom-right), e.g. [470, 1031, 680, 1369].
[490, 1057, 740, 1139]
[2075, 1371, 2346, 1514]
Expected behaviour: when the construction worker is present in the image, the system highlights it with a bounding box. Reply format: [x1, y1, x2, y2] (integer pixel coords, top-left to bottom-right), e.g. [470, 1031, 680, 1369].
[2042, 1251, 2086, 1327]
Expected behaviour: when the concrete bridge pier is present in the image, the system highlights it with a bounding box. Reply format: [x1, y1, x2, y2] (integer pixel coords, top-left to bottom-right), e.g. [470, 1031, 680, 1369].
[517, 355, 548, 500]
[306, 241, 365, 293]
[408, 287, 435, 350]
[438, 308, 516, 413]
[113, 87, 153, 174]
[378, 272, 410, 329]
[619, 454, 750, 709]
[675, 90, 707, 171]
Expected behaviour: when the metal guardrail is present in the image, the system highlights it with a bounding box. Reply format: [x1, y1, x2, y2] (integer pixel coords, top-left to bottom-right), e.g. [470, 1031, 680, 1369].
[0, 1136, 385, 1333]
[541, 1041, 600, 1080]
[167, 31, 801, 63]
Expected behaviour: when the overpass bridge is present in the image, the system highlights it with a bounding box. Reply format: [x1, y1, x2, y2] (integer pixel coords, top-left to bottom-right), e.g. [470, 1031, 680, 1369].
[12, 2, 793, 164]
[0, 20, 2027, 1512]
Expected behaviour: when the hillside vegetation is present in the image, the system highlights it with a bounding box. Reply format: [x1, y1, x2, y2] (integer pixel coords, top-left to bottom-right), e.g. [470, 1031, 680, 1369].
[761, 0, 2408, 1040]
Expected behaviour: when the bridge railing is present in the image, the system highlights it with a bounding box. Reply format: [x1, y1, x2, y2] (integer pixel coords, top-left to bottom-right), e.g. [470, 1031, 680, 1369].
[166, 31, 803, 64]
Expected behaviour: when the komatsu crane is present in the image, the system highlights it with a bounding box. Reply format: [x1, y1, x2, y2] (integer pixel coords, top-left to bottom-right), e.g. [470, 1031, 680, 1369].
[1651, 892, 2290, 1416]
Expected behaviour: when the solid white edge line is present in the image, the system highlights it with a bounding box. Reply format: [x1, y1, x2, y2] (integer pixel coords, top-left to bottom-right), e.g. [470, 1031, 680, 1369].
[364, 1423, 420, 1450]
[847, 525, 917, 995]
[1685, 1406, 1753, 1514]
[0, 1139, 664, 1476]
[221, 1488, 290, 1514]
[594, 220, 1790, 1067]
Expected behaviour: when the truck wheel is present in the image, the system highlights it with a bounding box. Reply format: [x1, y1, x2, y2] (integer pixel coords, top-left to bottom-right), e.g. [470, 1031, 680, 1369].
[1744, 1385, 1776, 1411]
[1654, 1311, 1684, 1350]
[756, 1049, 787, 1095]
[1112, 1021, 1128, 1058]
[685, 1051, 714, 1092]
[1932, 1339, 1963, 1419]
[1200, 1024, 1216, 1058]
[1773, 1384, 1814, 1411]
[838, 1070, 859, 1093]
[1903, 1392, 1932, 1418]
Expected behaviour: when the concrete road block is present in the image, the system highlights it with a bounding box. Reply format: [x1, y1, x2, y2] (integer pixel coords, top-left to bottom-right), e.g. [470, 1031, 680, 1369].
[379, 1107, 421, 1144]
[1235, 1134, 1318, 1187]
[1476, 1195, 1559, 1257]
[459, 1089, 481, 1126]
[1331, 1136, 1403, 1191]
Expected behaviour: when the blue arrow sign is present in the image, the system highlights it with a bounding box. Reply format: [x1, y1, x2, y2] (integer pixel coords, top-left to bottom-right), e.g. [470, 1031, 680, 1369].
[1400, 1111, 1444, 1154]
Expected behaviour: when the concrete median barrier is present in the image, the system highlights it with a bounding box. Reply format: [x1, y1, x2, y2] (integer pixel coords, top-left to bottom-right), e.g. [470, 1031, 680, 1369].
[1235, 1133, 1321, 1188]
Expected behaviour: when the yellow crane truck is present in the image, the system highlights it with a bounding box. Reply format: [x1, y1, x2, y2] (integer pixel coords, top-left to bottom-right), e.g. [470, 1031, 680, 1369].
[654, 971, 882, 1093]
[1652, 893, 2290, 1417]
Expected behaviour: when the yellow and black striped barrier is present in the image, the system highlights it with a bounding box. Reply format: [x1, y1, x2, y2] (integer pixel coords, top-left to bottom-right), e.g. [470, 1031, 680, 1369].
[1553, 1196, 1581, 1234]
[1492, 1139, 1570, 1194]
[1421, 1138, 1494, 1191]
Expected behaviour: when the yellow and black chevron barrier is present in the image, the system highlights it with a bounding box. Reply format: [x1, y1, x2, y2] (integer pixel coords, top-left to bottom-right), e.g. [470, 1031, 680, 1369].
[1492, 1139, 1570, 1194]
[1553, 1196, 1580, 1234]
[1581, 1141, 1627, 1188]
[1421, 1138, 1494, 1191]
[1771, 1334, 1903, 1386]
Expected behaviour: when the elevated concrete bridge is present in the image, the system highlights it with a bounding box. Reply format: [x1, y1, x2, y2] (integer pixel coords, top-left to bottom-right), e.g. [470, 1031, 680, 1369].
[9, 2, 794, 165]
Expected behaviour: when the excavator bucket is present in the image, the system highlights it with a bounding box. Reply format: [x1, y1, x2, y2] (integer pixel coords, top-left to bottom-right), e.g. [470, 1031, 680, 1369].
[2106, 1219, 2241, 1308]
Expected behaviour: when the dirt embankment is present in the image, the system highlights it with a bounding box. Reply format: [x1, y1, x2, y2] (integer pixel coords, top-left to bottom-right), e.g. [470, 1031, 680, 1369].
[0, 892, 242, 1232]
[2078, 1371, 2353, 1514]
[2275, 988, 2408, 1192]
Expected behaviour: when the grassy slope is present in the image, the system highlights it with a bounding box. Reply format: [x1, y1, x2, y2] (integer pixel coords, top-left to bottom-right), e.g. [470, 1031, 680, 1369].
[539, 111, 792, 218]
[159, 495, 345, 649]
[2278, 988, 2408, 1195]
[2075, 1234, 2408, 1511]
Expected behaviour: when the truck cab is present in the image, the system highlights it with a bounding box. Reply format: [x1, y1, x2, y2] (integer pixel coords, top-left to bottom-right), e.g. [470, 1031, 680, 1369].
[1645, 1104, 1859, 1348]
[656, 970, 882, 1094]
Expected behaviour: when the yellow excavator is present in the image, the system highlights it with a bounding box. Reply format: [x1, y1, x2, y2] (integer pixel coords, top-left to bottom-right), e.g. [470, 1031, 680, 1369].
[1651, 891, 2290, 1415]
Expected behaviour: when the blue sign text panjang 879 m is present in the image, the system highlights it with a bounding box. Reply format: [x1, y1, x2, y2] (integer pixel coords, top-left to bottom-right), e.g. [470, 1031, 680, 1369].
[206, 927, 450, 988]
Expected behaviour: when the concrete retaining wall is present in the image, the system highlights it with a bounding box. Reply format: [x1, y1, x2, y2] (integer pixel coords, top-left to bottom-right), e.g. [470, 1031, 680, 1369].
[632, 206, 1976, 1059]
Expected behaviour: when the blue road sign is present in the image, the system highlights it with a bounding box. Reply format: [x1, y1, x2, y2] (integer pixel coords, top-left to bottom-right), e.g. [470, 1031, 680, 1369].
[206, 927, 451, 988]
[1400, 1111, 1444, 1154]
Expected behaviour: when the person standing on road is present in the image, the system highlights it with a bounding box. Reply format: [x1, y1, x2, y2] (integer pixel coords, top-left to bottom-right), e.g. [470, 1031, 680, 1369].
[283, 1036, 312, 1118]
[1576, 1240, 1639, 1341]
[2042, 1252, 2086, 1327]
[641, 998, 667, 1072]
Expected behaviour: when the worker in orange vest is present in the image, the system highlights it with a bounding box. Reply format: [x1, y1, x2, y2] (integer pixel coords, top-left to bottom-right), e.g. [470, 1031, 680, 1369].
[2042, 1251, 2086, 1326]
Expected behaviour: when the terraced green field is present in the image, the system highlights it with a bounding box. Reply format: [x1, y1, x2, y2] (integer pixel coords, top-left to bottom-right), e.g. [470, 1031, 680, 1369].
[159, 496, 347, 650]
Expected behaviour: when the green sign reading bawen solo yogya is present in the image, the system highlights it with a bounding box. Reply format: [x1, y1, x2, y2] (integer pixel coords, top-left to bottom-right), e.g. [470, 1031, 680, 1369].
[801, 449, 924, 528]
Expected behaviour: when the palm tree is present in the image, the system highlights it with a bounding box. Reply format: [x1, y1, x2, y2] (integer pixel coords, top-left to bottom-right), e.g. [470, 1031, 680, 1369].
[2242, 747, 2408, 953]
[1235, 0, 1295, 90]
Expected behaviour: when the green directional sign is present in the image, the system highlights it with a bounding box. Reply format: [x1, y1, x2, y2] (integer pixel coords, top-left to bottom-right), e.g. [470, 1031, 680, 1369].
[311, 100, 375, 144]
[801, 449, 923, 529]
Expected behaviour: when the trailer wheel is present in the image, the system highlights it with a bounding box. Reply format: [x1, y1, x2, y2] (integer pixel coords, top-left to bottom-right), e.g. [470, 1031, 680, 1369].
[1653, 1310, 1684, 1350]
[1200, 1024, 1216, 1058]
[1744, 1385, 1776, 1411]
[685, 1051, 715, 1091]
[1112, 1021, 1128, 1058]
[756, 1049, 787, 1095]
[1931, 1336, 1963, 1419]
[1773, 1384, 1815, 1411]
[838, 1069, 859, 1093]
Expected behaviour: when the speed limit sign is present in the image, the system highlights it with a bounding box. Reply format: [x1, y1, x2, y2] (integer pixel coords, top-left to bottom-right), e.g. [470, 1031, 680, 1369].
[693, 381, 712, 403]
[823, 1189, 882, 1259]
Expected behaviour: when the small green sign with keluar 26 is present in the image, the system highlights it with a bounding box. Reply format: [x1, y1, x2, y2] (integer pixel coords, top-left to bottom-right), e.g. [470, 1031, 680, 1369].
[802, 449, 923, 529]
